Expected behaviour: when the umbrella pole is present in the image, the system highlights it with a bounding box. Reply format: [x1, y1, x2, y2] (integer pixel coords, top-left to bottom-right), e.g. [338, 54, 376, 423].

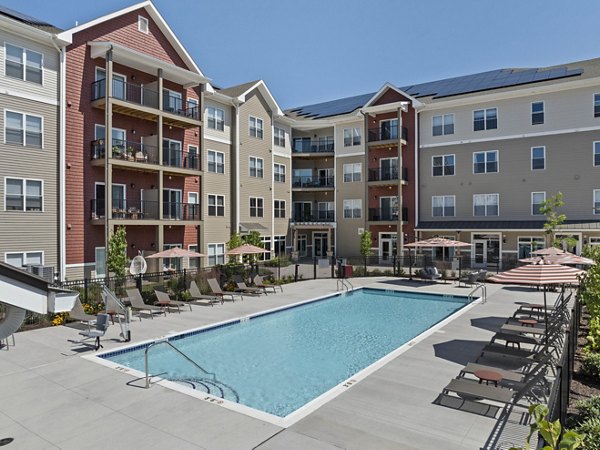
[409, 248, 413, 281]
[543, 286, 548, 346]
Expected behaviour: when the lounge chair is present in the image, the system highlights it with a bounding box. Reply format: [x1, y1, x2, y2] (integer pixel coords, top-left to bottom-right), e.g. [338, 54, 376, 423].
[253, 275, 282, 293]
[67, 296, 97, 326]
[188, 280, 221, 306]
[78, 313, 110, 350]
[154, 289, 193, 312]
[421, 266, 442, 280]
[233, 276, 263, 295]
[207, 278, 244, 302]
[126, 288, 166, 319]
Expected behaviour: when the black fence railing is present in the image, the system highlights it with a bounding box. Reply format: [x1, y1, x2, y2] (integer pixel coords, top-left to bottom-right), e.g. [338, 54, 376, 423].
[162, 202, 201, 221]
[292, 213, 335, 222]
[91, 78, 159, 107]
[91, 138, 160, 165]
[163, 147, 200, 170]
[90, 199, 160, 220]
[163, 93, 200, 120]
[368, 166, 408, 182]
[368, 207, 408, 221]
[292, 175, 334, 188]
[367, 125, 408, 142]
[292, 138, 334, 153]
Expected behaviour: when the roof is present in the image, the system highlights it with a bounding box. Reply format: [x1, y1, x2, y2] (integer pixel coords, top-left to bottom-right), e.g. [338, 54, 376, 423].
[0, 261, 64, 292]
[0, 4, 62, 33]
[218, 80, 261, 98]
[218, 80, 283, 116]
[416, 220, 600, 230]
[285, 92, 375, 120]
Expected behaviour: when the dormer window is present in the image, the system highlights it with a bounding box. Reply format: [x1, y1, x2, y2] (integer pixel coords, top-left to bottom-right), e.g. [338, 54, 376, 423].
[138, 16, 149, 34]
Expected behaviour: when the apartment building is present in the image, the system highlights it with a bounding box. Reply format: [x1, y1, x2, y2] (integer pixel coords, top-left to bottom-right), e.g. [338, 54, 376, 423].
[0, 7, 68, 279]
[416, 60, 600, 266]
[58, 2, 208, 279]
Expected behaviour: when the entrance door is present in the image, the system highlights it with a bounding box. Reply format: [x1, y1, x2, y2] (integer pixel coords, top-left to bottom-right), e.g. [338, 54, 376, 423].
[313, 232, 328, 257]
[95, 183, 125, 217]
[297, 234, 307, 256]
[318, 168, 334, 187]
[293, 202, 312, 221]
[163, 189, 182, 219]
[380, 158, 398, 180]
[380, 196, 398, 220]
[380, 233, 397, 263]
[473, 239, 487, 267]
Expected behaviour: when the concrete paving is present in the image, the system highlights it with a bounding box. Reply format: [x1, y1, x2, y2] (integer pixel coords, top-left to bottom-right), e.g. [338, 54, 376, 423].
[0, 278, 551, 449]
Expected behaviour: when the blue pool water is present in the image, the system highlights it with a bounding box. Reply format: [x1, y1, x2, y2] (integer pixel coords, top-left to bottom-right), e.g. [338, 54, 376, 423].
[103, 288, 467, 417]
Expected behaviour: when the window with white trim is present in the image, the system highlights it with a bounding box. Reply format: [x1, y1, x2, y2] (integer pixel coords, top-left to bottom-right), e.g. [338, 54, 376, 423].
[531, 101, 544, 125]
[318, 202, 334, 220]
[249, 116, 263, 139]
[95, 247, 106, 278]
[5, 43, 43, 84]
[5, 251, 43, 268]
[473, 150, 498, 174]
[473, 108, 497, 131]
[531, 146, 546, 170]
[274, 235, 286, 256]
[5, 178, 42, 211]
[343, 163, 361, 182]
[595, 93, 600, 118]
[343, 199, 361, 218]
[207, 107, 224, 131]
[432, 195, 455, 217]
[432, 114, 454, 136]
[531, 192, 546, 216]
[343, 127, 361, 146]
[250, 197, 264, 217]
[274, 200, 286, 218]
[594, 142, 600, 166]
[207, 243, 225, 266]
[138, 16, 149, 33]
[432, 154, 455, 176]
[5, 111, 42, 148]
[590, 237, 600, 247]
[274, 127, 285, 147]
[249, 156, 264, 178]
[260, 237, 271, 261]
[207, 194, 224, 216]
[473, 193, 499, 216]
[207, 150, 224, 173]
[595, 189, 600, 215]
[518, 236, 545, 258]
[188, 245, 199, 269]
[274, 163, 286, 182]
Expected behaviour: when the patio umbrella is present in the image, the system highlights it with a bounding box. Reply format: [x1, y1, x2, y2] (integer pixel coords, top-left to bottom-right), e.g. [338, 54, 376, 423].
[405, 237, 471, 280]
[530, 247, 566, 256]
[488, 262, 585, 343]
[519, 253, 595, 265]
[146, 247, 206, 259]
[225, 243, 270, 256]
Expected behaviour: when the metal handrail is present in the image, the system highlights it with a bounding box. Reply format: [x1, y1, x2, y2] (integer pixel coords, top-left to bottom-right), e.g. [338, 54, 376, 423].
[337, 278, 353, 292]
[145, 338, 216, 388]
[467, 283, 487, 303]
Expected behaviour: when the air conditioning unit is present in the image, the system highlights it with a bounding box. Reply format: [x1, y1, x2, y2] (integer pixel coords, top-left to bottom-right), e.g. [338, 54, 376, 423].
[30, 265, 55, 283]
[357, 228, 364, 235]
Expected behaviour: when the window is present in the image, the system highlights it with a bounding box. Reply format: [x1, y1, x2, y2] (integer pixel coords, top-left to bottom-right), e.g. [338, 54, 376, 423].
[595, 190, 600, 215]
[95, 247, 106, 278]
[188, 245, 199, 269]
[343, 127, 361, 146]
[432, 114, 454, 136]
[138, 15, 149, 33]
[207, 150, 224, 173]
[207, 244, 225, 266]
[5, 178, 42, 211]
[432, 196, 455, 217]
[594, 142, 600, 166]
[274, 200, 286, 218]
[249, 116, 263, 138]
[595, 94, 600, 118]
[207, 107, 224, 131]
[318, 202, 334, 220]
[473, 194, 499, 216]
[590, 237, 600, 248]
[274, 235, 286, 256]
[518, 237, 545, 258]
[532, 101, 544, 125]
[531, 146, 546, 170]
[5, 43, 43, 84]
[250, 197, 263, 217]
[343, 199, 361, 218]
[432, 154, 455, 176]
[187, 98, 198, 118]
[249, 156, 264, 178]
[5, 111, 42, 148]
[207, 194, 224, 216]
[274, 127, 285, 147]
[473, 108, 497, 131]
[380, 119, 398, 140]
[473, 150, 498, 174]
[343, 163, 361, 182]
[5, 251, 43, 268]
[274, 163, 286, 182]
[531, 192, 546, 216]
[260, 237, 271, 261]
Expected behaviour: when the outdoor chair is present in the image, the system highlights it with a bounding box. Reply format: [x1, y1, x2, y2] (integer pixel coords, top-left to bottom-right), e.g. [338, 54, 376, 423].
[459, 270, 485, 287]
[253, 275, 282, 293]
[154, 290, 193, 312]
[207, 278, 244, 302]
[233, 276, 263, 295]
[78, 313, 110, 351]
[126, 288, 167, 319]
[188, 280, 221, 306]
[421, 266, 442, 280]
[67, 296, 97, 326]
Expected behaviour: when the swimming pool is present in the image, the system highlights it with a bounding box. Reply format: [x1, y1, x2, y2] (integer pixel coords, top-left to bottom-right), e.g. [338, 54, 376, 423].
[98, 288, 470, 425]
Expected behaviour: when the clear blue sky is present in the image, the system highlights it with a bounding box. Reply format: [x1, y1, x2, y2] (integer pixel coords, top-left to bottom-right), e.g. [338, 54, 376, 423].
[5, 0, 600, 108]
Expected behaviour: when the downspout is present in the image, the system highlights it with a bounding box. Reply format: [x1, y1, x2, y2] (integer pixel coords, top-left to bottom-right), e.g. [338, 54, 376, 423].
[414, 107, 419, 242]
[233, 100, 241, 234]
[270, 112, 275, 254]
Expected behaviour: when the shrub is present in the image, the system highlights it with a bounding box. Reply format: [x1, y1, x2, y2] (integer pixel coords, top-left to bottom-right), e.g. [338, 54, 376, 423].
[571, 416, 600, 450]
[370, 268, 382, 276]
[575, 396, 600, 421]
[352, 266, 367, 277]
[383, 269, 393, 276]
[587, 316, 600, 351]
[582, 351, 600, 380]
[397, 267, 406, 277]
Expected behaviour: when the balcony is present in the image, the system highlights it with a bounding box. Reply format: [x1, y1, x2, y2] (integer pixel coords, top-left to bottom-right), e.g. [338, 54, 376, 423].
[292, 138, 334, 156]
[368, 207, 408, 222]
[367, 125, 408, 144]
[292, 176, 335, 189]
[163, 147, 200, 171]
[368, 167, 408, 184]
[91, 139, 160, 166]
[90, 78, 201, 129]
[90, 199, 201, 223]
[292, 213, 335, 223]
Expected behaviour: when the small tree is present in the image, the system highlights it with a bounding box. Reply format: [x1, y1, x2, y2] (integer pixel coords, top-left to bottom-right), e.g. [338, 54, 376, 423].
[107, 226, 128, 278]
[226, 232, 243, 264]
[243, 231, 264, 264]
[539, 192, 576, 249]
[360, 231, 373, 273]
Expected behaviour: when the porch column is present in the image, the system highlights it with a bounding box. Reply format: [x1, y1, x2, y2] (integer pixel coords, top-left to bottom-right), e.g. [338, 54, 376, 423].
[157, 68, 164, 221]
[104, 49, 114, 277]
[396, 106, 403, 257]
[326, 228, 333, 257]
[291, 228, 299, 261]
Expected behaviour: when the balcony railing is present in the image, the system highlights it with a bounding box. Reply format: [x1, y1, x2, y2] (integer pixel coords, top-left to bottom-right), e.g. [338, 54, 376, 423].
[368, 167, 409, 182]
[91, 78, 159, 108]
[292, 138, 335, 153]
[163, 147, 200, 170]
[163, 93, 200, 120]
[368, 207, 408, 221]
[91, 139, 160, 165]
[90, 199, 200, 221]
[367, 125, 408, 142]
[292, 176, 335, 188]
[292, 213, 335, 223]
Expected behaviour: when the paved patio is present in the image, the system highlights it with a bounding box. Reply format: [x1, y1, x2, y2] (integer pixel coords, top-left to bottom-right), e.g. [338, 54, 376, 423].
[0, 277, 550, 449]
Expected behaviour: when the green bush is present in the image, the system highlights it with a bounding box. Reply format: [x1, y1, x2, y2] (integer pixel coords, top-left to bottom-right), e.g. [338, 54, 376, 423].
[575, 396, 600, 421]
[571, 416, 600, 450]
[582, 351, 600, 380]
[370, 268, 382, 276]
[352, 266, 367, 277]
[587, 316, 600, 351]
[264, 257, 292, 268]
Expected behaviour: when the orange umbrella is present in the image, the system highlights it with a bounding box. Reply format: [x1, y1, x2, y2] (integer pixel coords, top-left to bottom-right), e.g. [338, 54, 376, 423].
[225, 243, 270, 255]
[146, 247, 205, 258]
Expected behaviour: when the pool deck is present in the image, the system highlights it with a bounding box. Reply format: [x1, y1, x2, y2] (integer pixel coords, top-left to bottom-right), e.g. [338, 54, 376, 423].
[0, 278, 548, 449]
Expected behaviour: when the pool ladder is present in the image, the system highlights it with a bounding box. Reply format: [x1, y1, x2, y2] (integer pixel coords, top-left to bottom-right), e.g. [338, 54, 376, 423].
[468, 283, 487, 303]
[337, 278, 353, 292]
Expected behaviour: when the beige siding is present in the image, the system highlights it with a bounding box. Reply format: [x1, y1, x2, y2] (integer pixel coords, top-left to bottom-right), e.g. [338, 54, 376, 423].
[273, 120, 291, 156]
[273, 154, 291, 236]
[335, 154, 365, 256]
[203, 99, 232, 143]
[335, 119, 365, 157]
[0, 94, 59, 267]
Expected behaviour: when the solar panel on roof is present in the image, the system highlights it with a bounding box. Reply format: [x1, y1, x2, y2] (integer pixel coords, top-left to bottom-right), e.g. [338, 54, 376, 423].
[286, 92, 375, 119]
[0, 4, 58, 28]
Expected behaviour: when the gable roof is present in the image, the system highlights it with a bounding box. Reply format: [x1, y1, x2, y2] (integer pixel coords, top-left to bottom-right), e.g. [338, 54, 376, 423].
[285, 92, 375, 120]
[57, 1, 206, 78]
[363, 82, 422, 110]
[217, 80, 262, 98]
[218, 80, 283, 116]
[0, 4, 62, 33]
